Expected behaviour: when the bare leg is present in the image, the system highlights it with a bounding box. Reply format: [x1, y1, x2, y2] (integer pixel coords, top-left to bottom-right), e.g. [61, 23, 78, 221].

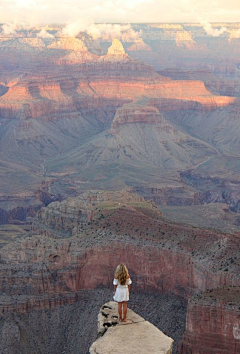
[118, 302, 123, 321]
[123, 301, 127, 321]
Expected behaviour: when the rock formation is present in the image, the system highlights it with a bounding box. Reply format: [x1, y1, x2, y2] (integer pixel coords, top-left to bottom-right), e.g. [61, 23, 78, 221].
[33, 188, 149, 236]
[48, 37, 88, 51]
[179, 287, 240, 354]
[0, 24, 240, 232]
[1, 192, 240, 310]
[46, 102, 216, 193]
[1, 39, 234, 224]
[175, 31, 198, 50]
[111, 103, 164, 129]
[1, 192, 240, 353]
[127, 39, 152, 52]
[89, 301, 174, 354]
[99, 39, 133, 62]
[2, 23, 240, 354]
[48, 37, 97, 64]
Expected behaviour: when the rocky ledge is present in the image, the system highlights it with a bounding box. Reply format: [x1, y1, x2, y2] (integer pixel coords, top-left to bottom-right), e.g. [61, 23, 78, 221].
[89, 301, 174, 354]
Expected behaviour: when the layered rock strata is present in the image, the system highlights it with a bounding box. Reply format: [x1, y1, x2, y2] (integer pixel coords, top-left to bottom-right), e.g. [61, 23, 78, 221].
[32, 188, 150, 236]
[0, 36, 234, 121]
[1, 192, 240, 315]
[179, 287, 240, 354]
[89, 301, 174, 354]
[110, 103, 163, 130]
[1, 192, 240, 354]
[0, 36, 238, 223]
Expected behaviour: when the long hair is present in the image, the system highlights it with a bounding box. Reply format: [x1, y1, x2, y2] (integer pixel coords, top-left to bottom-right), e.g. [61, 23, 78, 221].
[114, 264, 129, 285]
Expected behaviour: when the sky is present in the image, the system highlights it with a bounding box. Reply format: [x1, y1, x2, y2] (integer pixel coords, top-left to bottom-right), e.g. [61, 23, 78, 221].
[0, 0, 240, 25]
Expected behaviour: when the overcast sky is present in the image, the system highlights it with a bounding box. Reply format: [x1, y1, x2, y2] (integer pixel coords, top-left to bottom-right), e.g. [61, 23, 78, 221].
[1, 0, 240, 24]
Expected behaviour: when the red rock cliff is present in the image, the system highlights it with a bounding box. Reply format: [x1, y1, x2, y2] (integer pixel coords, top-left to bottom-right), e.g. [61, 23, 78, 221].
[179, 287, 240, 354]
[1, 197, 240, 315]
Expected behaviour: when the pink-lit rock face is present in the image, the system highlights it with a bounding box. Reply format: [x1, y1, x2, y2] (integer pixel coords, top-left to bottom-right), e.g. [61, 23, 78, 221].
[0, 49, 234, 121]
[179, 288, 240, 354]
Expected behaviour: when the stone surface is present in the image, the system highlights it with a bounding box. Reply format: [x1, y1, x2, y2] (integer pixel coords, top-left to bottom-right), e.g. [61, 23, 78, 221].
[179, 287, 240, 354]
[89, 301, 173, 354]
[0, 289, 185, 354]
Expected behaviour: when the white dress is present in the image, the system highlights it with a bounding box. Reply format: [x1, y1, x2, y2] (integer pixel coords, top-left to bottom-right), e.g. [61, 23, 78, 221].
[113, 277, 132, 302]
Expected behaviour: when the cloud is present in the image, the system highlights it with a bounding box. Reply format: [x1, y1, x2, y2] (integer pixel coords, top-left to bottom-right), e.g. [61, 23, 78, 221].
[1, 21, 32, 35]
[60, 21, 141, 41]
[61, 19, 93, 37]
[87, 24, 141, 41]
[1, 24, 17, 35]
[199, 20, 227, 37]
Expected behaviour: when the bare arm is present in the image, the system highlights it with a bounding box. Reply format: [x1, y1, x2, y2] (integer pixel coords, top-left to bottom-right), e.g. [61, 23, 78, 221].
[127, 275, 131, 292]
[114, 285, 117, 294]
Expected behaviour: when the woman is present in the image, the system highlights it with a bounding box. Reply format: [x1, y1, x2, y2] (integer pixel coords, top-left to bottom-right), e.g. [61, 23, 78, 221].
[113, 264, 132, 322]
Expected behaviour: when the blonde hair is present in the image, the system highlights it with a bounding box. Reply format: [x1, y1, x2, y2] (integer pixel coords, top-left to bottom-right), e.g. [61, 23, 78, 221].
[114, 264, 129, 285]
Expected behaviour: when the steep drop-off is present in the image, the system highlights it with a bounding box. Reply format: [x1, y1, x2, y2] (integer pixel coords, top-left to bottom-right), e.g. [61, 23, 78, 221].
[1, 192, 240, 353]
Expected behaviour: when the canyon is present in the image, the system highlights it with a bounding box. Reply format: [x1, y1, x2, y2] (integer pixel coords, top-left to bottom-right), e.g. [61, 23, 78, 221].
[0, 34, 239, 228]
[1, 22, 240, 354]
[1, 191, 240, 352]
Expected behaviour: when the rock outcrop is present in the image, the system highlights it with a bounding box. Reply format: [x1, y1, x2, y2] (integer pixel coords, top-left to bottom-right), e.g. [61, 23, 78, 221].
[111, 103, 164, 130]
[99, 39, 133, 62]
[89, 301, 174, 354]
[127, 39, 152, 52]
[32, 188, 149, 236]
[175, 31, 198, 50]
[48, 37, 88, 51]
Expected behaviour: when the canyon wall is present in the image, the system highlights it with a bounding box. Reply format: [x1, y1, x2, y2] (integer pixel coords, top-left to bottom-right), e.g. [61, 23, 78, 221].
[1, 193, 240, 354]
[179, 287, 240, 354]
[1, 195, 240, 315]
